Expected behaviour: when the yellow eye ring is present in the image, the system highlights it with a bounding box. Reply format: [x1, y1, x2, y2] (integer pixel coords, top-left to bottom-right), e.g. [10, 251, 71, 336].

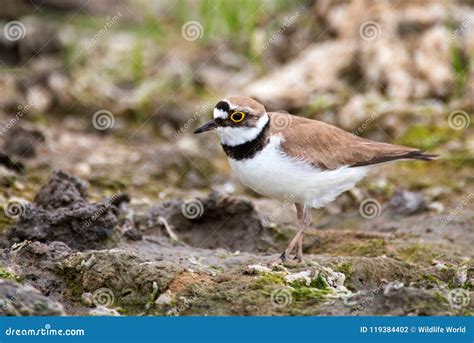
[230, 111, 245, 123]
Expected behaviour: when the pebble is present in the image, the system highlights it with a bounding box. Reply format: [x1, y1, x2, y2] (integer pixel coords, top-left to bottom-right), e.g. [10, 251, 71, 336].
[155, 290, 174, 306]
[89, 306, 121, 316]
[246, 264, 272, 275]
[81, 292, 94, 307]
[383, 281, 404, 297]
[284, 271, 311, 286]
[389, 190, 426, 215]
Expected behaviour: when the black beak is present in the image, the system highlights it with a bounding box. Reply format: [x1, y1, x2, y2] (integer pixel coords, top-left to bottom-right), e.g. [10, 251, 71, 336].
[194, 120, 217, 134]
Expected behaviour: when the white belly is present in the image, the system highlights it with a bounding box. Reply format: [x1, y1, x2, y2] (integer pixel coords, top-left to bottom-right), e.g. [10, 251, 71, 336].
[228, 136, 370, 208]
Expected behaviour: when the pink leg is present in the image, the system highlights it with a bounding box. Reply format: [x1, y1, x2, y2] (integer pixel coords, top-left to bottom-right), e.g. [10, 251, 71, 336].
[295, 208, 311, 262]
[280, 203, 312, 262]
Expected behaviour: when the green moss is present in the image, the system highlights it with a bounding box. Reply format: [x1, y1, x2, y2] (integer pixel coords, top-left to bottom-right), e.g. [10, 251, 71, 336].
[251, 273, 285, 290]
[88, 176, 126, 192]
[62, 269, 85, 300]
[450, 43, 470, 95]
[433, 291, 448, 305]
[346, 239, 387, 257]
[291, 287, 331, 302]
[288, 279, 308, 289]
[334, 262, 352, 275]
[420, 273, 443, 289]
[0, 215, 15, 233]
[0, 265, 18, 281]
[131, 40, 145, 85]
[396, 125, 450, 151]
[397, 243, 444, 265]
[310, 273, 329, 290]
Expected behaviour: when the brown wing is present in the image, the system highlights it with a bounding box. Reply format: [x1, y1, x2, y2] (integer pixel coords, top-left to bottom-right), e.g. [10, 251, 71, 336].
[268, 112, 437, 170]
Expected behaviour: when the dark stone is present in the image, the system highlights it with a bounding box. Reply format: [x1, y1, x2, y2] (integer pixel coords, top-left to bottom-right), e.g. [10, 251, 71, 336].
[0, 152, 24, 173]
[3, 126, 45, 159]
[34, 170, 88, 210]
[6, 171, 119, 251]
[0, 279, 65, 316]
[388, 190, 426, 216]
[123, 228, 142, 241]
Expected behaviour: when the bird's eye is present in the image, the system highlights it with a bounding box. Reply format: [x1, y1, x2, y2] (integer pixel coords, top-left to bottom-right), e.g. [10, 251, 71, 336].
[230, 111, 245, 123]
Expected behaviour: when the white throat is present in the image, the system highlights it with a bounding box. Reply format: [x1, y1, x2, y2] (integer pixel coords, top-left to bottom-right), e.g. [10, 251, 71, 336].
[216, 113, 269, 146]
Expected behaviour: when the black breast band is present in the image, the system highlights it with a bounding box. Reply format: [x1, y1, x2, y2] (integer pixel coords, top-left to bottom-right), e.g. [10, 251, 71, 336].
[221, 120, 270, 160]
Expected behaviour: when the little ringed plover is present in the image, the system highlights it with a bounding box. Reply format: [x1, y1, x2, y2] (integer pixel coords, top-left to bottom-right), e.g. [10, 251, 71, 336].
[194, 96, 437, 262]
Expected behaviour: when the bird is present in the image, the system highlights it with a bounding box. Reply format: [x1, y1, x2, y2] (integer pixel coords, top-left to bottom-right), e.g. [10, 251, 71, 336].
[194, 96, 437, 263]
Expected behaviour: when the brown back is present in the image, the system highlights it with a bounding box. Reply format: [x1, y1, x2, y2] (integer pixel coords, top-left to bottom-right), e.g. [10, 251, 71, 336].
[268, 112, 435, 170]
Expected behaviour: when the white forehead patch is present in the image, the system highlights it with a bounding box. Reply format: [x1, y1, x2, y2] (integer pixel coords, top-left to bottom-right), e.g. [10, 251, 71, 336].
[213, 108, 228, 119]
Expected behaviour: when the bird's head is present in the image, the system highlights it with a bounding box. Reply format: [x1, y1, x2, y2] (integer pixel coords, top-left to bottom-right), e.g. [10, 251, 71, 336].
[194, 96, 269, 146]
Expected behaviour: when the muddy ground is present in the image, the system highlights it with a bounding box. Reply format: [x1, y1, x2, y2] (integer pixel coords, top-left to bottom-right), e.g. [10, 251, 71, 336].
[0, 0, 473, 316]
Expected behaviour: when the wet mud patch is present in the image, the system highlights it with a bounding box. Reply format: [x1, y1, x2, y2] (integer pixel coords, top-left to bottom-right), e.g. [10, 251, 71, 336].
[135, 192, 264, 252]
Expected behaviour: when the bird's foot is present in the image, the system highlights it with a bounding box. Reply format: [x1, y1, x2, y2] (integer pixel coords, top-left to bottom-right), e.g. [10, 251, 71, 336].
[293, 253, 304, 263]
[267, 251, 287, 267]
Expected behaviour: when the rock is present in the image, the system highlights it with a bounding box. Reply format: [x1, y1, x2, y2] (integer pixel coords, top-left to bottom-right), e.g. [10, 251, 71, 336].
[89, 306, 121, 316]
[383, 281, 405, 297]
[8, 241, 72, 296]
[17, 17, 61, 64]
[427, 201, 444, 213]
[123, 228, 142, 241]
[322, 267, 346, 288]
[81, 292, 94, 307]
[0, 279, 65, 316]
[388, 190, 426, 216]
[6, 171, 119, 250]
[284, 271, 312, 286]
[246, 264, 272, 275]
[0, 152, 24, 173]
[155, 290, 174, 306]
[245, 41, 357, 109]
[347, 283, 454, 316]
[34, 170, 88, 210]
[2, 126, 45, 159]
[452, 266, 468, 288]
[26, 85, 53, 114]
[58, 250, 182, 314]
